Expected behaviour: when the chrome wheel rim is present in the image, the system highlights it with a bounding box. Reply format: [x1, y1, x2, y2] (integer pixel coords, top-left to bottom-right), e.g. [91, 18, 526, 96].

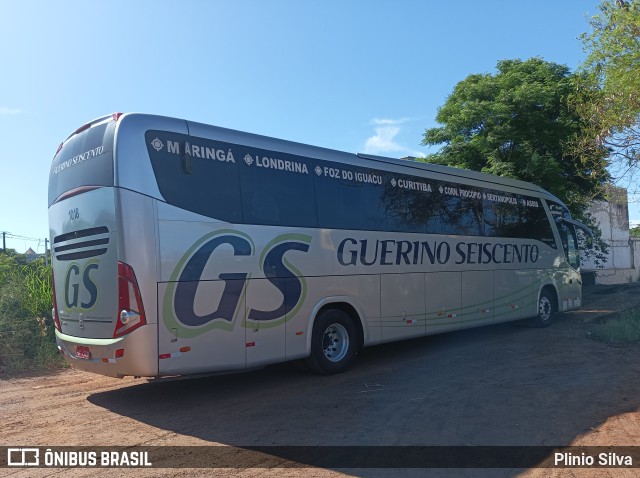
[539, 296, 552, 322]
[322, 323, 349, 362]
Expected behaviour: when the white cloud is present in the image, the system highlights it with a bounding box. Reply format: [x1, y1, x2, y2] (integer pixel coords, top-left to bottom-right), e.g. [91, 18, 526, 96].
[371, 117, 410, 126]
[364, 124, 404, 154]
[363, 117, 425, 158]
[0, 107, 24, 115]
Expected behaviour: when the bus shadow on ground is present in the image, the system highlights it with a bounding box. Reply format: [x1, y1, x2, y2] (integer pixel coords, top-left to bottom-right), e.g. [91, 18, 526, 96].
[87, 315, 640, 475]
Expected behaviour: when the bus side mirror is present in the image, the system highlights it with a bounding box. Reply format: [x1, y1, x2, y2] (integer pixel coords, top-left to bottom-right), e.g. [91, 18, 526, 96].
[557, 217, 594, 249]
[181, 142, 194, 175]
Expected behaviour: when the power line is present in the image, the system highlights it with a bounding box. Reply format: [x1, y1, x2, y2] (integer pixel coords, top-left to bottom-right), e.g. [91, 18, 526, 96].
[1, 231, 48, 254]
[5, 232, 42, 242]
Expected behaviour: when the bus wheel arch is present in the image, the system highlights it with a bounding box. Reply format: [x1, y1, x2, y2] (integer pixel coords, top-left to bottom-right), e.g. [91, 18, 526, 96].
[304, 301, 363, 374]
[530, 285, 558, 328]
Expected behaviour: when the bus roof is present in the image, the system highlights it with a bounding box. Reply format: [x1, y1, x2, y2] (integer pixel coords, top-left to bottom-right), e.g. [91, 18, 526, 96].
[184, 115, 560, 202]
[355, 152, 553, 198]
[78, 112, 563, 204]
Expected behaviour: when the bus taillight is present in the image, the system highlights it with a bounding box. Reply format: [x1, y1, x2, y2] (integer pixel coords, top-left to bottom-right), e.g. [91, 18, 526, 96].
[51, 270, 62, 332]
[114, 261, 147, 338]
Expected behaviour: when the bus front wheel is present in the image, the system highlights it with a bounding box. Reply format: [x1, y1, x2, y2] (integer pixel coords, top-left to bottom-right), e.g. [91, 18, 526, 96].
[305, 309, 357, 374]
[530, 289, 556, 328]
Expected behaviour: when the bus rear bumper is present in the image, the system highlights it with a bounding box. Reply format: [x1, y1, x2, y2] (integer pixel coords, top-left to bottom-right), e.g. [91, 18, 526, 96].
[55, 325, 158, 378]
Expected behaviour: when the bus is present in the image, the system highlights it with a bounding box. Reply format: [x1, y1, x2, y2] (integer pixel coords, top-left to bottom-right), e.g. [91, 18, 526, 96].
[48, 113, 591, 378]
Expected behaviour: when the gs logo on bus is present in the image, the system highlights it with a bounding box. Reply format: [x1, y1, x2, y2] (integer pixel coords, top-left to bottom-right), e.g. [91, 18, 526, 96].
[63, 261, 99, 311]
[162, 230, 311, 338]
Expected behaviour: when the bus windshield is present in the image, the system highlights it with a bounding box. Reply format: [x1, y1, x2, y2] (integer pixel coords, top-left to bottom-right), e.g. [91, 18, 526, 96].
[48, 119, 115, 206]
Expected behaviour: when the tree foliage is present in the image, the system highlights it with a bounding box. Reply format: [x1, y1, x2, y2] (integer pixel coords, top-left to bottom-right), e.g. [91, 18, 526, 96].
[574, 0, 640, 175]
[421, 58, 610, 215]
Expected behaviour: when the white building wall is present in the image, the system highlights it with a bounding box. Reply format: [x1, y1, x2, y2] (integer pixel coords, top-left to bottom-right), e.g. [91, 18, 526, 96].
[581, 187, 635, 284]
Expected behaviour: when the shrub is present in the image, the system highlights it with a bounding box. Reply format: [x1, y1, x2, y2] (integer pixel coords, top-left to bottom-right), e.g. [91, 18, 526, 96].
[0, 253, 63, 375]
[589, 308, 640, 345]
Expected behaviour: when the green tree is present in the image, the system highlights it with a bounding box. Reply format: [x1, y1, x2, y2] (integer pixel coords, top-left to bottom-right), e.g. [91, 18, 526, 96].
[575, 0, 640, 173]
[422, 58, 610, 215]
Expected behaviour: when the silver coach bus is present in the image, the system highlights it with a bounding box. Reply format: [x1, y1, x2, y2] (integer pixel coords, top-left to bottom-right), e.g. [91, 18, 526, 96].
[48, 113, 591, 378]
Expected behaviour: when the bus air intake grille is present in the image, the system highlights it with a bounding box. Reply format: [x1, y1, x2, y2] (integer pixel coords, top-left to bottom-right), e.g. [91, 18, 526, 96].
[53, 226, 109, 261]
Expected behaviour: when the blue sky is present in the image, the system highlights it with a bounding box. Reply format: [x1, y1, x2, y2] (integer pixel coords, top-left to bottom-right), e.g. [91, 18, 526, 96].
[0, 0, 615, 253]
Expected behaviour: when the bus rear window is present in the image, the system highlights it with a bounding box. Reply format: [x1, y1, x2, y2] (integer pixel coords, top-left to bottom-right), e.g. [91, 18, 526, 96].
[48, 121, 115, 205]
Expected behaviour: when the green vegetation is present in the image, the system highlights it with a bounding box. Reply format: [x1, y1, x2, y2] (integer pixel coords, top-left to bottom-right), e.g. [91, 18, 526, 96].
[574, 0, 640, 171]
[590, 308, 640, 344]
[417, 2, 640, 263]
[0, 252, 63, 376]
[421, 58, 610, 213]
[420, 57, 610, 265]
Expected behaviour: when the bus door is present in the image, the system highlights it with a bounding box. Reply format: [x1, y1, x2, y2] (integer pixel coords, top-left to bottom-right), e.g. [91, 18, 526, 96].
[557, 222, 582, 311]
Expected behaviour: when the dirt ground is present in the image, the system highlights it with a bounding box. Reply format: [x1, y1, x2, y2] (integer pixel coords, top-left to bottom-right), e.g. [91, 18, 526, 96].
[2, 283, 640, 478]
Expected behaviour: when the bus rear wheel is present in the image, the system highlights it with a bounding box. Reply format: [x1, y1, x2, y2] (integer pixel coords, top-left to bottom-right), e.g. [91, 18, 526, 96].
[530, 289, 556, 328]
[305, 309, 357, 375]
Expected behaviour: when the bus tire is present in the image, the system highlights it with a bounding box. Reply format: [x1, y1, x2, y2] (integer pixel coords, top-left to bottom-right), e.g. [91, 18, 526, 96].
[305, 309, 357, 375]
[530, 289, 556, 328]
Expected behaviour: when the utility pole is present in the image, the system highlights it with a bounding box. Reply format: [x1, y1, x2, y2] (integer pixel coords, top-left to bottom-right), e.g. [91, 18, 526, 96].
[2, 231, 5, 253]
[45, 238, 49, 267]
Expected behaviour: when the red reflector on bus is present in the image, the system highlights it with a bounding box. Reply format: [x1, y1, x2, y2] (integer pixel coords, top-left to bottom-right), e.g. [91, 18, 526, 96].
[295, 331, 304, 336]
[75, 123, 91, 135]
[245, 342, 256, 348]
[115, 349, 125, 358]
[159, 353, 171, 360]
[54, 142, 63, 159]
